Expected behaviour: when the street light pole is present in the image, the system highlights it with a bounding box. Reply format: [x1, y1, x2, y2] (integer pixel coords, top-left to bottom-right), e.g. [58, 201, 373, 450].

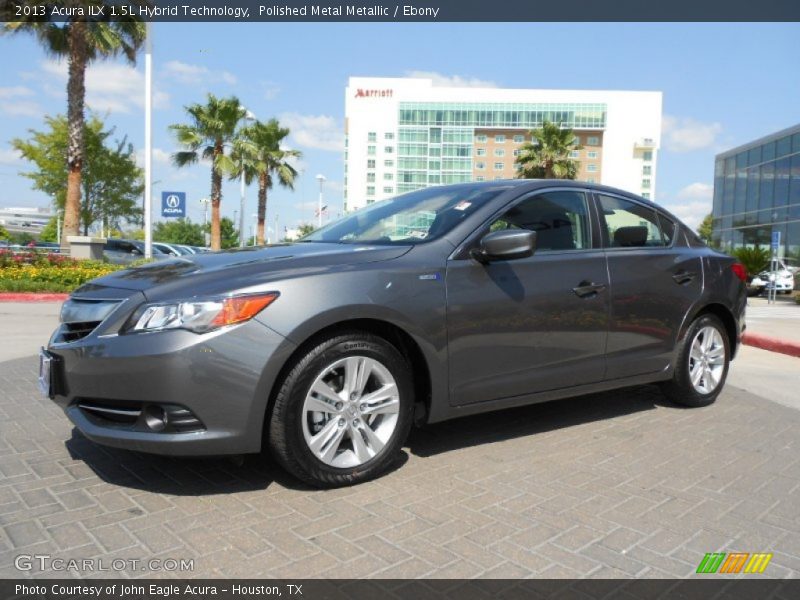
[239, 109, 256, 248]
[316, 174, 326, 228]
[143, 21, 153, 259]
[200, 198, 210, 247]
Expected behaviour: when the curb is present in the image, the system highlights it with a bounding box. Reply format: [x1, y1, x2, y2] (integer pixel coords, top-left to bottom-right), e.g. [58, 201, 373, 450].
[0, 293, 69, 303]
[742, 332, 800, 359]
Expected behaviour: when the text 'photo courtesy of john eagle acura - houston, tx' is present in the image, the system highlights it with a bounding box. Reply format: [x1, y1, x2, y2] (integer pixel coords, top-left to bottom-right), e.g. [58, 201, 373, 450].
[39, 180, 747, 488]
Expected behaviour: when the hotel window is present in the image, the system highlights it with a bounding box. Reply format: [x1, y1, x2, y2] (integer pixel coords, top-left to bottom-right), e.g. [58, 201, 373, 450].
[384, 132, 394, 140]
[384, 159, 394, 167]
[587, 151, 598, 159]
[587, 164, 598, 172]
[513, 149, 521, 157]
[367, 159, 375, 169]
[495, 134, 506, 143]
[475, 176, 485, 182]
[367, 186, 375, 196]
[494, 162, 505, 170]
[494, 149, 505, 157]
[569, 151, 579, 159]
[513, 135, 524, 143]
[383, 186, 394, 194]
[367, 173, 376, 183]
[429, 147, 441, 157]
[643, 151, 653, 161]
[573, 136, 581, 146]
[476, 161, 486, 170]
[368, 132, 377, 142]
[642, 179, 651, 189]
[476, 148, 486, 156]
[384, 146, 394, 154]
[643, 165, 652, 175]
[587, 136, 600, 146]
[367, 146, 376, 156]
[641, 192, 651, 199]
[587, 178, 596, 184]
[428, 161, 441, 170]
[475, 134, 487, 143]
[384, 173, 393, 181]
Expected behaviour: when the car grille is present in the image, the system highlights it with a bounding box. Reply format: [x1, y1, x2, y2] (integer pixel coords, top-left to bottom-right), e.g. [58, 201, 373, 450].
[61, 321, 103, 343]
[56, 298, 122, 343]
[77, 400, 205, 433]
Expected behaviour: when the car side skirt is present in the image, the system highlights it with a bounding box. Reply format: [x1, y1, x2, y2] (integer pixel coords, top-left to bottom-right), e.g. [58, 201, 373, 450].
[426, 366, 673, 424]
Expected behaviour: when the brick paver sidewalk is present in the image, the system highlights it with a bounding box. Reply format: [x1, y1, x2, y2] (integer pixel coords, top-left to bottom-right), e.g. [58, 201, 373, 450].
[1, 355, 798, 578]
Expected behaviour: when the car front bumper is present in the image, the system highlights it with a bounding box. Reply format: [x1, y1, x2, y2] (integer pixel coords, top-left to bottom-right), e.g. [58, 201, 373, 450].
[47, 319, 296, 456]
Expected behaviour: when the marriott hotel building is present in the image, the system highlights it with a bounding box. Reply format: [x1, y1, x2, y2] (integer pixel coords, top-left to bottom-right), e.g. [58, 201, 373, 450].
[343, 77, 663, 212]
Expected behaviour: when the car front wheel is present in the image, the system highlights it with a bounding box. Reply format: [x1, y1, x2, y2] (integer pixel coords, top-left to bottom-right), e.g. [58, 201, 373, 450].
[661, 313, 730, 408]
[268, 331, 414, 487]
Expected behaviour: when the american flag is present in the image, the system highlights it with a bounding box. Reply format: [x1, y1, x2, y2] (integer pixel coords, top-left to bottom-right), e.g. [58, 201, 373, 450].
[315, 204, 328, 217]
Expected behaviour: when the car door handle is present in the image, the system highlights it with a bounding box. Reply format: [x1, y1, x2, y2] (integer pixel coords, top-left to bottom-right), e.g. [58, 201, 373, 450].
[572, 281, 607, 298]
[672, 270, 697, 285]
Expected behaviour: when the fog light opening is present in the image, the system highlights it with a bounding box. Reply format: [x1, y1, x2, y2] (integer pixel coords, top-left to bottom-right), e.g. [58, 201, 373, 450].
[143, 405, 168, 432]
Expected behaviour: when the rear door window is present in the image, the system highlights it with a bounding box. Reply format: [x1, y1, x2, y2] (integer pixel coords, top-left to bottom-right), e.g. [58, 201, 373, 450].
[598, 194, 670, 248]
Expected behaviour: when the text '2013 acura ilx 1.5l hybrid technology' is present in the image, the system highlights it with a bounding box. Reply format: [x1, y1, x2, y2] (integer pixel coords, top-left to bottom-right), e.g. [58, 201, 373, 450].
[40, 181, 747, 487]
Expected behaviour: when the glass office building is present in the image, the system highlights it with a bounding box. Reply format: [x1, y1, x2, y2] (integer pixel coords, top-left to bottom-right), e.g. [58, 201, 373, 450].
[712, 124, 800, 260]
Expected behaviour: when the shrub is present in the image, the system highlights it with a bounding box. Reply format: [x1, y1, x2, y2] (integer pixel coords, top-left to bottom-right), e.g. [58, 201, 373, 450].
[732, 246, 770, 278]
[0, 249, 122, 293]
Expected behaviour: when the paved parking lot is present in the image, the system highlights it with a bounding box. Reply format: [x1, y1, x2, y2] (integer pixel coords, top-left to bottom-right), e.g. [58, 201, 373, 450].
[2, 349, 799, 579]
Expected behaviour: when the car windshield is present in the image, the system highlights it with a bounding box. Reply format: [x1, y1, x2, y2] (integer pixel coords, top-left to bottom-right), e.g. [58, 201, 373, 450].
[302, 184, 510, 245]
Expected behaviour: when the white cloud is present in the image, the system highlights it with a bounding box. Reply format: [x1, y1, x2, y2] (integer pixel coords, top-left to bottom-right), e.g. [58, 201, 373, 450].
[162, 60, 237, 87]
[405, 70, 497, 88]
[262, 81, 281, 101]
[676, 182, 713, 201]
[135, 147, 173, 168]
[0, 86, 41, 117]
[0, 102, 44, 117]
[279, 112, 344, 152]
[0, 86, 34, 99]
[0, 148, 23, 165]
[663, 200, 711, 231]
[662, 115, 723, 153]
[41, 59, 169, 114]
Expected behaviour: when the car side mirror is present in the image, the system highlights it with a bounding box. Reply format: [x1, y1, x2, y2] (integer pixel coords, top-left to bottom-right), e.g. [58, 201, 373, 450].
[471, 229, 537, 264]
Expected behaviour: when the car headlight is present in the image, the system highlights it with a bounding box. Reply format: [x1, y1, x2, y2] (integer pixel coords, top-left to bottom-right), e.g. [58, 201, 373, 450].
[128, 292, 279, 334]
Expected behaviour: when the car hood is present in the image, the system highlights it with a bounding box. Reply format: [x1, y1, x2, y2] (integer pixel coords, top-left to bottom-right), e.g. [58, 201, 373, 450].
[78, 242, 412, 298]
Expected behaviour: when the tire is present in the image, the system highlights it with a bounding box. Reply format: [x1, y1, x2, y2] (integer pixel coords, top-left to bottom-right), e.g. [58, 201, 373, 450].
[661, 313, 730, 408]
[268, 331, 414, 488]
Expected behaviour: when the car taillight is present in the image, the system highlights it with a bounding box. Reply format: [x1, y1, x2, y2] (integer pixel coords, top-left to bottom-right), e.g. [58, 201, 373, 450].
[731, 263, 747, 282]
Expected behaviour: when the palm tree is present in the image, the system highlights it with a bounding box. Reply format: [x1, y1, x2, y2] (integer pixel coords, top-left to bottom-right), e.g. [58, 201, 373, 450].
[3, 4, 146, 249]
[515, 121, 582, 179]
[233, 119, 301, 245]
[170, 94, 246, 250]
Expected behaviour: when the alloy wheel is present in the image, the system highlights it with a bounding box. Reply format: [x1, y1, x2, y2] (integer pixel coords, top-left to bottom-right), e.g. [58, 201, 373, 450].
[688, 326, 726, 395]
[301, 356, 400, 468]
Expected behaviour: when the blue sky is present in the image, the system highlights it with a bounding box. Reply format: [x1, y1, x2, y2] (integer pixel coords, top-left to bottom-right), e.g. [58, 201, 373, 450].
[1, 22, 798, 234]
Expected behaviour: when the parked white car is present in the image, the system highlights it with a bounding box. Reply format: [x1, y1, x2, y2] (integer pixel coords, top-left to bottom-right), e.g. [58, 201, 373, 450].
[750, 259, 796, 295]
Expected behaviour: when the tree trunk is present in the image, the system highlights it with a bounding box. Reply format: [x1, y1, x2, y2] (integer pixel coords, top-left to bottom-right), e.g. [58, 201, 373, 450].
[210, 144, 223, 250]
[63, 21, 87, 250]
[256, 171, 267, 245]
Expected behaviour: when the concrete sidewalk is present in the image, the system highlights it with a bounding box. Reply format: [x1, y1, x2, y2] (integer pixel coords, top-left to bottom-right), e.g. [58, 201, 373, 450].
[742, 295, 800, 357]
